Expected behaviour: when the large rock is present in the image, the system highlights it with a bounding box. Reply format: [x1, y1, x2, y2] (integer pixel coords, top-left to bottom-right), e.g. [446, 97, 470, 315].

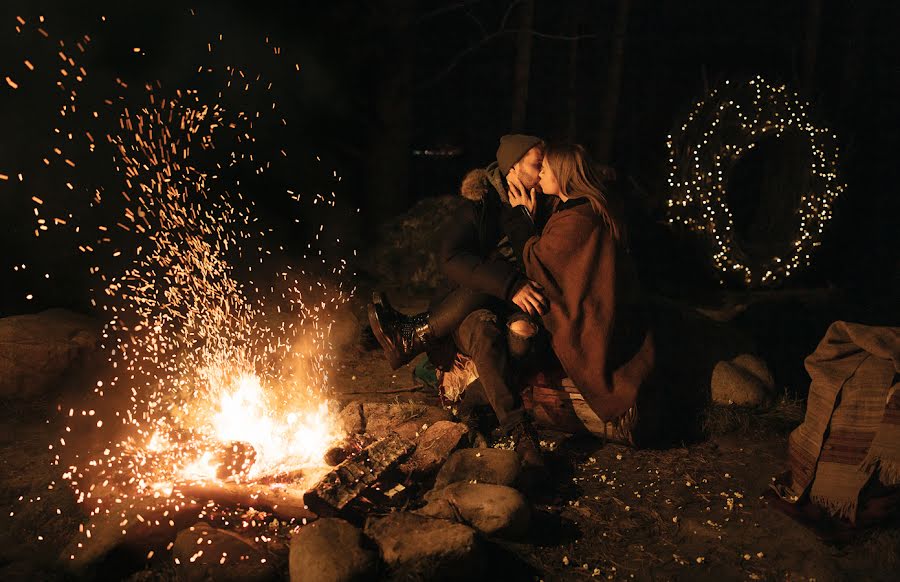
[364, 512, 483, 580]
[364, 196, 465, 293]
[0, 309, 99, 398]
[338, 401, 453, 441]
[711, 353, 775, 406]
[172, 523, 277, 582]
[419, 482, 530, 538]
[327, 308, 362, 351]
[433, 448, 522, 490]
[337, 402, 366, 435]
[401, 420, 469, 475]
[289, 518, 376, 582]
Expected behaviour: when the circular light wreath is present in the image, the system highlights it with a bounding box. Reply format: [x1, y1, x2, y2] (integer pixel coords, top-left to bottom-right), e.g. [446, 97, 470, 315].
[665, 76, 845, 287]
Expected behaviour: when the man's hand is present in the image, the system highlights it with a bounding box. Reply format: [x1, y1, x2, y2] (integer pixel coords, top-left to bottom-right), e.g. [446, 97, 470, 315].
[506, 170, 537, 217]
[511, 280, 548, 317]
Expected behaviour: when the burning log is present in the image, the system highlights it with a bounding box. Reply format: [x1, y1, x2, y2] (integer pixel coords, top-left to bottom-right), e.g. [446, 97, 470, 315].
[304, 434, 414, 516]
[215, 441, 257, 481]
[176, 481, 318, 523]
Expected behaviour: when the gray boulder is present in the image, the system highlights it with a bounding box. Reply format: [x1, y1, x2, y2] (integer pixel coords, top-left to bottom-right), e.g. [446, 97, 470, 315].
[289, 518, 376, 582]
[364, 512, 483, 581]
[0, 309, 99, 398]
[433, 448, 522, 490]
[172, 522, 277, 582]
[401, 420, 469, 475]
[419, 482, 530, 538]
[711, 353, 775, 406]
[364, 196, 465, 293]
[338, 401, 453, 441]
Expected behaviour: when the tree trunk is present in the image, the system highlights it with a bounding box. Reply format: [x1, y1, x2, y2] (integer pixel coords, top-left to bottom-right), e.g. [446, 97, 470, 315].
[595, 0, 632, 164]
[365, 0, 415, 231]
[565, 2, 582, 141]
[800, 0, 822, 96]
[839, 0, 869, 111]
[510, 0, 536, 132]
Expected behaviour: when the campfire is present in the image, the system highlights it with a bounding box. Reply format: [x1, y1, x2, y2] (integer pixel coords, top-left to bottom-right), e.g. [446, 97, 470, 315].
[3, 15, 372, 567]
[12, 16, 531, 581]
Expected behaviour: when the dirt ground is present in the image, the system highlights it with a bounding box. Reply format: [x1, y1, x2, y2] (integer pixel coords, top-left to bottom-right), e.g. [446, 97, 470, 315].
[1, 299, 898, 582]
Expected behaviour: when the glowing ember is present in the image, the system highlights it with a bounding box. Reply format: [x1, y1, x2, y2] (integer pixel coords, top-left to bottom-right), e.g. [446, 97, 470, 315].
[168, 370, 343, 483]
[7, 14, 355, 557]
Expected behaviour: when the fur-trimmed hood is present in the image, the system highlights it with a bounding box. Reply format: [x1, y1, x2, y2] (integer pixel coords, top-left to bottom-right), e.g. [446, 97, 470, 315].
[459, 162, 509, 204]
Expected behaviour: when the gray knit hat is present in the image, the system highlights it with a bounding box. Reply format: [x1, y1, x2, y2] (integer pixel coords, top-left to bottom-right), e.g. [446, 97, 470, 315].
[496, 134, 544, 175]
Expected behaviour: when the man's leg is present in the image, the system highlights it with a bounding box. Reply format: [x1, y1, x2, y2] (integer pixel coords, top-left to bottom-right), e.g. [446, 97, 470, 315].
[368, 287, 494, 369]
[452, 309, 525, 432]
[428, 287, 494, 338]
[453, 309, 545, 469]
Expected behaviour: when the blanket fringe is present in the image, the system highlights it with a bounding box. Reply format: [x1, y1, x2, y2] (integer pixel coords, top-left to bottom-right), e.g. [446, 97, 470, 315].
[862, 455, 900, 486]
[810, 491, 858, 523]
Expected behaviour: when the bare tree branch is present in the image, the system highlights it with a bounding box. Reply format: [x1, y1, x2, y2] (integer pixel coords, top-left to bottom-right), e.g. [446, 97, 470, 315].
[417, 29, 511, 90]
[463, 8, 488, 38]
[416, 0, 489, 24]
[418, 21, 597, 92]
[521, 29, 598, 42]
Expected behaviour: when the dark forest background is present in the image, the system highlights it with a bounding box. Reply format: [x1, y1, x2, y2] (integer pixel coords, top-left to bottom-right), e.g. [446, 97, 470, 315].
[1, 0, 897, 317]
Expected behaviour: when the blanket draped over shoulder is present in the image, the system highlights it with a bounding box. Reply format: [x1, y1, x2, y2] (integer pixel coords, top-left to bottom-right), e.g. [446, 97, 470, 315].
[521, 202, 654, 422]
[779, 321, 900, 522]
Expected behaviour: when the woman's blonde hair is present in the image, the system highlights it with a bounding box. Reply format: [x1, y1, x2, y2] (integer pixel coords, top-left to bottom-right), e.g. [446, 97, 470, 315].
[544, 143, 622, 242]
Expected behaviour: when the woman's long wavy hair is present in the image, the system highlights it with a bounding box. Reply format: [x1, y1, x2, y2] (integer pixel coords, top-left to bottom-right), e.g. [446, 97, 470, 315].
[544, 143, 622, 242]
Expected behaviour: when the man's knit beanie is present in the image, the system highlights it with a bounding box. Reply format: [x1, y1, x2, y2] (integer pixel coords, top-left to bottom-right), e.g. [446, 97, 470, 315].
[496, 134, 544, 175]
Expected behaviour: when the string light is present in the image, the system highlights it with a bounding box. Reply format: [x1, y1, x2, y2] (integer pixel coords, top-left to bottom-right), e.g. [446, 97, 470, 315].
[665, 76, 845, 287]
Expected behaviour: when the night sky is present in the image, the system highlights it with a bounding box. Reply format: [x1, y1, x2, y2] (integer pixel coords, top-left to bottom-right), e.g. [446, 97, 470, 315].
[1, 1, 897, 316]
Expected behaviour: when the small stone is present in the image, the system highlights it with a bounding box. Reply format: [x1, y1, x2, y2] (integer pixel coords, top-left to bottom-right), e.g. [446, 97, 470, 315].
[365, 512, 484, 580]
[337, 402, 365, 435]
[289, 518, 376, 582]
[361, 402, 453, 440]
[401, 421, 468, 475]
[711, 354, 774, 407]
[173, 523, 276, 582]
[419, 482, 530, 538]
[433, 448, 521, 490]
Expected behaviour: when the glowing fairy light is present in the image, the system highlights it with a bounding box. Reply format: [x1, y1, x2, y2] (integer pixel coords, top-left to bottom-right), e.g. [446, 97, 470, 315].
[666, 76, 845, 287]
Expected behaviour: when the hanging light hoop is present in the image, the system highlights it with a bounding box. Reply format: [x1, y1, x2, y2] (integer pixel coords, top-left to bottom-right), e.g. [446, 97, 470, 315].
[666, 77, 844, 288]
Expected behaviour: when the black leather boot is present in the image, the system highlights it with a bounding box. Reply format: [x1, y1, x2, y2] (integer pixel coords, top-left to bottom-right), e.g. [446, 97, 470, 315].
[367, 292, 435, 370]
[509, 420, 546, 471]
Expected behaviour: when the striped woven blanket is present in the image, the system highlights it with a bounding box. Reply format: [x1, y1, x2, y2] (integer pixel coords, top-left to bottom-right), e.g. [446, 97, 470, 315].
[778, 321, 900, 522]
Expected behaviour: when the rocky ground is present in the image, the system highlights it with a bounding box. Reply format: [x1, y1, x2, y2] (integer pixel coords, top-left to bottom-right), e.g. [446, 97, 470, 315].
[1, 302, 899, 582]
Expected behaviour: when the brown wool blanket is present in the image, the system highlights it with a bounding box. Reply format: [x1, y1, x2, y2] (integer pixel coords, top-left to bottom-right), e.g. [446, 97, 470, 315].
[779, 321, 900, 522]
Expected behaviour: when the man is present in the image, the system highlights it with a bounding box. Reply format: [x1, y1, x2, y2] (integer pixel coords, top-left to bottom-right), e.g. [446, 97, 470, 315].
[368, 134, 552, 466]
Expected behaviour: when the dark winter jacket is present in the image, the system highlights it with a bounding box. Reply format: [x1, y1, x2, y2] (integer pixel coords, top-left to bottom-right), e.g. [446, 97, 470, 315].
[437, 162, 554, 301]
[427, 163, 554, 370]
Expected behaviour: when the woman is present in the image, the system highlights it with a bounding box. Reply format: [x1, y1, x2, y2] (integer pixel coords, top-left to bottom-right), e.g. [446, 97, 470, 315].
[503, 143, 656, 440]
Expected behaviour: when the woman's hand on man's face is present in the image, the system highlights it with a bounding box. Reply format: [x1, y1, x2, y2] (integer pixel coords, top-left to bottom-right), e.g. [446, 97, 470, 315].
[506, 170, 537, 217]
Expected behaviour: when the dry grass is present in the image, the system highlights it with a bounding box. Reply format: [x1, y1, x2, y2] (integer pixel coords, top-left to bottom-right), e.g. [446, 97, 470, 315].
[702, 394, 805, 437]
